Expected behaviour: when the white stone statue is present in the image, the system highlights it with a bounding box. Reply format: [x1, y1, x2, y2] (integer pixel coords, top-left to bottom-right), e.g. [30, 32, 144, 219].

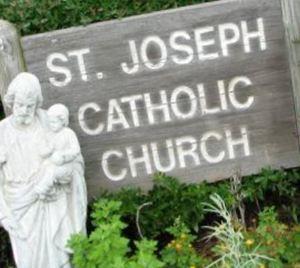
[0, 72, 87, 268]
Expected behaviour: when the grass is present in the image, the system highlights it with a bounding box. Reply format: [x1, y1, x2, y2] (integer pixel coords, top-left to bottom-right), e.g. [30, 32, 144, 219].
[0, 0, 216, 36]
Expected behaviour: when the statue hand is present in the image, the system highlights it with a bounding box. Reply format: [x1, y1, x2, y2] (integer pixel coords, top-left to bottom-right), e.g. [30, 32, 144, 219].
[39, 144, 54, 159]
[34, 186, 58, 202]
[51, 152, 64, 166]
[57, 174, 72, 184]
[2, 216, 26, 239]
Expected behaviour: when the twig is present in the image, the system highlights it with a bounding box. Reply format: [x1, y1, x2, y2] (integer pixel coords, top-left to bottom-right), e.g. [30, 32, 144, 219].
[136, 202, 152, 239]
[230, 168, 246, 227]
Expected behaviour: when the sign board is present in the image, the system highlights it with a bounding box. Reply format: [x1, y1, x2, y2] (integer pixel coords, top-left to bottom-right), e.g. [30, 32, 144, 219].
[9, 0, 300, 195]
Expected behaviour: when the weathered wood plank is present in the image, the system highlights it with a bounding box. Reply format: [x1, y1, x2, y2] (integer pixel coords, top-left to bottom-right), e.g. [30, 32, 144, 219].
[0, 20, 26, 115]
[281, 0, 300, 142]
[15, 0, 300, 197]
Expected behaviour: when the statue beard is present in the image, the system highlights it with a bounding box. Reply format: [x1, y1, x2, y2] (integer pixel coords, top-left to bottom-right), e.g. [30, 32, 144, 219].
[14, 113, 35, 126]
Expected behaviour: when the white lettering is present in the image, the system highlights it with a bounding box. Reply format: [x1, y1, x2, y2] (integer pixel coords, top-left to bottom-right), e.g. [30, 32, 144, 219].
[121, 94, 143, 127]
[201, 131, 225, 163]
[219, 23, 240, 57]
[151, 139, 176, 172]
[242, 18, 266, 53]
[47, 53, 72, 87]
[121, 40, 140, 74]
[68, 48, 90, 81]
[198, 83, 221, 115]
[127, 145, 152, 177]
[78, 102, 104, 135]
[107, 99, 130, 132]
[226, 126, 250, 159]
[102, 150, 127, 181]
[171, 86, 197, 119]
[176, 136, 200, 168]
[141, 36, 167, 70]
[144, 90, 171, 124]
[170, 31, 194, 65]
[228, 76, 254, 109]
[195, 26, 219, 60]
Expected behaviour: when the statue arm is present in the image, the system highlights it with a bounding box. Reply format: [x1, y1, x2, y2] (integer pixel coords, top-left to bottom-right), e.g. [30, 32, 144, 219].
[62, 150, 79, 164]
[61, 130, 81, 164]
[0, 163, 10, 223]
[0, 151, 16, 228]
[0, 142, 11, 222]
[0, 167, 25, 239]
[39, 139, 54, 159]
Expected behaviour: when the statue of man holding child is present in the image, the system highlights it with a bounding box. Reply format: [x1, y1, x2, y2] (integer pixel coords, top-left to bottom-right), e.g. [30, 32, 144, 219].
[0, 72, 87, 268]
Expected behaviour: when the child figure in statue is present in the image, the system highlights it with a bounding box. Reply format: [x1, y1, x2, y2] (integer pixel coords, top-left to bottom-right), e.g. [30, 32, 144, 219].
[35, 104, 82, 199]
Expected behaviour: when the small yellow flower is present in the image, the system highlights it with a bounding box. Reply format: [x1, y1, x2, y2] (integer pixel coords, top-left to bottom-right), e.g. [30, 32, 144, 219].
[190, 265, 196, 268]
[175, 243, 182, 251]
[245, 239, 254, 246]
[259, 264, 266, 268]
[219, 244, 227, 251]
[180, 234, 187, 240]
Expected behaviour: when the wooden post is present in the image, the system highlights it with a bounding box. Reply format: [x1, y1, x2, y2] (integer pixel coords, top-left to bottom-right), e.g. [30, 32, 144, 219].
[0, 20, 26, 115]
[281, 0, 300, 142]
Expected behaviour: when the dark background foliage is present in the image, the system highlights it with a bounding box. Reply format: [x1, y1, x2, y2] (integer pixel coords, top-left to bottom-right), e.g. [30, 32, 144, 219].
[0, 0, 214, 36]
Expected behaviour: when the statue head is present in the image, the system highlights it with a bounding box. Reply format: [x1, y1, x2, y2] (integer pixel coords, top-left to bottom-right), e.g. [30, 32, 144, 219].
[47, 104, 69, 132]
[4, 72, 43, 126]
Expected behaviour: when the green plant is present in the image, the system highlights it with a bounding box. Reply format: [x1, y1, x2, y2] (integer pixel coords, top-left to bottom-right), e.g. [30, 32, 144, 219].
[139, 173, 213, 236]
[283, 225, 300, 265]
[69, 199, 129, 268]
[161, 218, 209, 268]
[2, 167, 300, 266]
[127, 240, 164, 268]
[203, 194, 272, 268]
[101, 169, 300, 241]
[246, 207, 300, 267]
[229, 169, 246, 227]
[68, 199, 163, 268]
[103, 173, 233, 238]
[242, 168, 300, 223]
[0, 0, 215, 36]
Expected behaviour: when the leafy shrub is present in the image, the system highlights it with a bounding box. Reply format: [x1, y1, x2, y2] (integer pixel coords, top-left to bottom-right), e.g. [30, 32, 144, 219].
[102, 173, 233, 238]
[127, 240, 164, 268]
[242, 168, 300, 223]
[68, 199, 164, 268]
[283, 225, 300, 265]
[102, 169, 300, 241]
[246, 207, 300, 267]
[0, 0, 214, 35]
[161, 218, 209, 268]
[203, 194, 271, 268]
[1, 168, 300, 266]
[69, 189, 300, 268]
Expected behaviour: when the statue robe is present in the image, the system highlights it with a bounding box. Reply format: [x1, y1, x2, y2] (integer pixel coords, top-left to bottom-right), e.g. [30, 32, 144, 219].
[0, 110, 87, 268]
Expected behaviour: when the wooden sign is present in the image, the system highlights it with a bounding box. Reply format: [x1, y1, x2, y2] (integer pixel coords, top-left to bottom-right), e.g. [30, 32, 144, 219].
[1, 0, 300, 196]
